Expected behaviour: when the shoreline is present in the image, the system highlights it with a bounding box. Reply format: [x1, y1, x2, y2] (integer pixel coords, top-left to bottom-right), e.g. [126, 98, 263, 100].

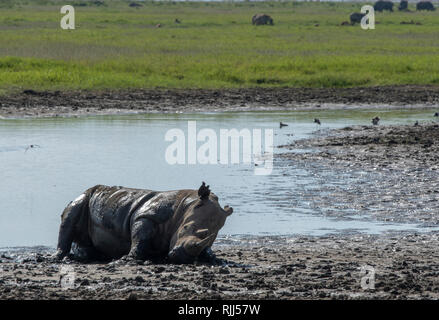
[1, 85, 439, 118]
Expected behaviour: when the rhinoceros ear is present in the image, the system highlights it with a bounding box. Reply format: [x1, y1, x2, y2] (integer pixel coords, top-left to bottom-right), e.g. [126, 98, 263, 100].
[224, 205, 233, 216]
[198, 181, 210, 200]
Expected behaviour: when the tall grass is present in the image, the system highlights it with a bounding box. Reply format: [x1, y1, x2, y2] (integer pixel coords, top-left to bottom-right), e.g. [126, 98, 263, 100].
[0, 1, 438, 92]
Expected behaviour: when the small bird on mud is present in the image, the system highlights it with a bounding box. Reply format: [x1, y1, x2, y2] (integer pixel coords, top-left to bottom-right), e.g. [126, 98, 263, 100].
[372, 116, 380, 125]
[414, 121, 419, 127]
[175, 18, 181, 24]
[279, 122, 288, 128]
[314, 118, 321, 125]
[24, 144, 41, 152]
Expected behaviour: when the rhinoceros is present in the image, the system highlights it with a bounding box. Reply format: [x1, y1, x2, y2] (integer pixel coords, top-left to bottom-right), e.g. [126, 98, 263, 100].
[417, 1, 436, 11]
[252, 14, 274, 26]
[53, 182, 233, 264]
[374, 0, 394, 12]
[350, 12, 366, 25]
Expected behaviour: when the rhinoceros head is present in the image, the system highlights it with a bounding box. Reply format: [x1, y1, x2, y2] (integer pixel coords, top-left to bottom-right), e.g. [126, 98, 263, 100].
[168, 182, 233, 264]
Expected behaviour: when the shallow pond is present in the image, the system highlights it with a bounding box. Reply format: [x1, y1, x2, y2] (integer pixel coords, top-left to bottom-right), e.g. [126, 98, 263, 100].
[1, 108, 438, 247]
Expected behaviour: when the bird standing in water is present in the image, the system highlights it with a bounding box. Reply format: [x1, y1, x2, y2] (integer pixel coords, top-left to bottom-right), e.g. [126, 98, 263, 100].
[313, 118, 321, 131]
[372, 117, 380, 125]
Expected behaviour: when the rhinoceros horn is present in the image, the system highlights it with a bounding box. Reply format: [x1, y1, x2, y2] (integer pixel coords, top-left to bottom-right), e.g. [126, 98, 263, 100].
[185, 233, 216, 256]
[195, 228, 209, 238]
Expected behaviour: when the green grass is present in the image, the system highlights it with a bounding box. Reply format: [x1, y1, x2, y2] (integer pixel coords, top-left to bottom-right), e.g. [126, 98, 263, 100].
[0, 0, 439, 92]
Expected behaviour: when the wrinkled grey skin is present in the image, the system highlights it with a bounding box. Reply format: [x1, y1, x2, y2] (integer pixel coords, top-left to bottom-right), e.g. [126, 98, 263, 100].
[350, 12, 366, 25]
[53, 184, 232, 264]
[374, 0, 394, 12]
[417, 1, 435, 11]
[252, 14, 274, 26]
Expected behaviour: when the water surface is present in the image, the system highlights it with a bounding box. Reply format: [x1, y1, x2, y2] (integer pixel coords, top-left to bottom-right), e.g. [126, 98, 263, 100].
[1, 108, 438, 247]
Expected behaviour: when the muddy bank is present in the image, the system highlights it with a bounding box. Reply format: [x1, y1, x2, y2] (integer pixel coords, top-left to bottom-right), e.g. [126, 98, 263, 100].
[1, 85, 439, 118]
[1, 233, 439, 300]
[278, 123, 439, 225]
[280, 122, 439, 170]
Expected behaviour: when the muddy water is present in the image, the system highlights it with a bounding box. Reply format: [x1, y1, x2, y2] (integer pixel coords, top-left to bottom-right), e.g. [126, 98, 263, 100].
[0, 108, 437, 247]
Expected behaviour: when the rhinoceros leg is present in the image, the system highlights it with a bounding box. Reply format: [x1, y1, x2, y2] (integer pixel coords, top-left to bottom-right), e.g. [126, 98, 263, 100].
[71, 242, 106, 262]
[127, 218, 159, 260]
[198, 247, 217, 264]
[53, 194, 87, 260]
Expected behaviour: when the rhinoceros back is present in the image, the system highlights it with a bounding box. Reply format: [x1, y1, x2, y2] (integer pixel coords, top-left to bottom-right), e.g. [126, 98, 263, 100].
[88, 185, 180, 237]
[86, 185, 176, 257]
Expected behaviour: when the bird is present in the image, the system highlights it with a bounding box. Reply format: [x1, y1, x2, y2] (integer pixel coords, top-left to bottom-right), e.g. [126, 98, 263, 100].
[414, 121, 419, 127]
[372, 117, 380, 125]
[198, 182, 210, 200]
[175, 18, 181, 24]
[434, 112, 439, 117]
[24, 144, 41, 152]
[279, 122, 288, 128]
[314, 118, 321, 125]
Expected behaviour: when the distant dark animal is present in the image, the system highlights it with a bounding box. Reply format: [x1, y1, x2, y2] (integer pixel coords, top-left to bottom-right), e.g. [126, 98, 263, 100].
[372, 116, 380, 125]
[279, 122, 288, 128]
[155, 24, 162, 28]
[340, 21, 351, 26]
[314, 118, 321, 125]
[175, 18, 181, 24]
[23, 89, 38, 95]
[129, 2, 142, 7]
[414, 121, 419, 126]
[434, 112, 439, 117]
[399, 0, 409, 11]
[374, 0, 394, 12]
[252, 14, 274, 26]
[417, 1, 436, 11]
[350, 12, 366, 25]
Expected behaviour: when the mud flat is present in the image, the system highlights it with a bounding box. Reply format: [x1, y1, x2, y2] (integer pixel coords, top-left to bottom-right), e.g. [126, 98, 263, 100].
[1, 86, 439, 118]
[0, 233, 438, 300]
[279, 122, 439, 225]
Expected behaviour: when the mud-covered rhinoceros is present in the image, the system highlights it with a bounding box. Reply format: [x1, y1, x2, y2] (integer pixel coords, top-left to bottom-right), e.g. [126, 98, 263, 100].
[53, 182, 233, 264]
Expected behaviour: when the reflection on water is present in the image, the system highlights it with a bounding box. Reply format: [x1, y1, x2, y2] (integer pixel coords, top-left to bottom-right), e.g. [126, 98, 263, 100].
[0, 108, 438, 247]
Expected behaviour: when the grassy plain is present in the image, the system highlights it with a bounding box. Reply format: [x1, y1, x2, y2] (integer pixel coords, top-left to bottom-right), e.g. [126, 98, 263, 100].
[0, 0, 439, 93]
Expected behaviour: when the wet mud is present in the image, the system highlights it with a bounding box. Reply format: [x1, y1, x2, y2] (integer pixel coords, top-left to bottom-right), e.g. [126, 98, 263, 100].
[279, 123, 439, 225]
[1, 233, 438, 300]
[1, 85, 439, 118]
